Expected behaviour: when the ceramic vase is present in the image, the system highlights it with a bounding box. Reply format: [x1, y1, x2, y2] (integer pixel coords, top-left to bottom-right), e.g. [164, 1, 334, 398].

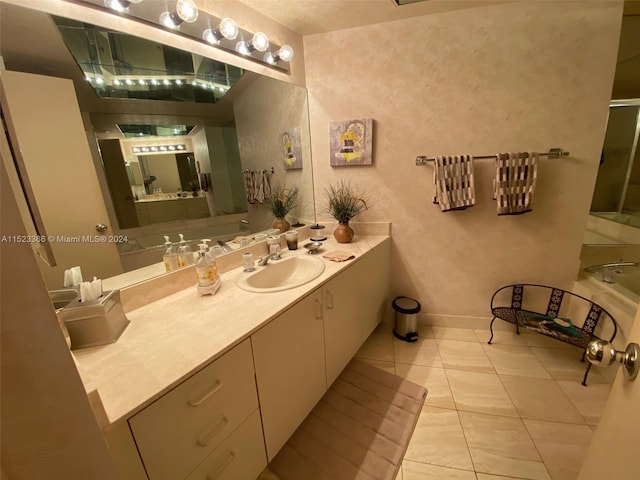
[334, 222, 354, 243]
[273, 217, 290, 233]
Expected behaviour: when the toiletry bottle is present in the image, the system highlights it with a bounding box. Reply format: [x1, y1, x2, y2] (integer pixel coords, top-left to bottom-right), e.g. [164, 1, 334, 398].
[195, 244, 221, 296]
[162, 235, 180, 272]
[177, 233, 195, 267]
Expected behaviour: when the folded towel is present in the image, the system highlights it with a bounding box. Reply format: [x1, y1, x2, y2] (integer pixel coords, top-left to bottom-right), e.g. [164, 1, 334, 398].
[494, 152, 538, 215]
[323, 250, 355, 262]
[433, 155, 475, 211]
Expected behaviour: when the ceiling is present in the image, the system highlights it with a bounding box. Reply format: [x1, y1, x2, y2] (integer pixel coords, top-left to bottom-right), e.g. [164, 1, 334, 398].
[236, 0, 508, 36]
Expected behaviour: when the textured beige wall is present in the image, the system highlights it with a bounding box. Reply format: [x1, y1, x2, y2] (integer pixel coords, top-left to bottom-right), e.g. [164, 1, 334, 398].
[305, 1, 623, 317]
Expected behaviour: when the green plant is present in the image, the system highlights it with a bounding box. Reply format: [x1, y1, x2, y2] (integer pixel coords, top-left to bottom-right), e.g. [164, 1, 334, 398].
[263, 184, 299, 218]
[325, 180, 369, 223]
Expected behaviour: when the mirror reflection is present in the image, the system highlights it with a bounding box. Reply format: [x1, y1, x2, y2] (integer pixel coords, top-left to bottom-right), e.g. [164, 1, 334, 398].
[0, 3, 315, 290]
[585, 10, 640, 246]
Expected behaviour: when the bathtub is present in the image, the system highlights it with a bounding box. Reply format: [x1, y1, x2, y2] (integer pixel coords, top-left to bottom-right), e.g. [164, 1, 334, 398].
[574, 271, 638, 351]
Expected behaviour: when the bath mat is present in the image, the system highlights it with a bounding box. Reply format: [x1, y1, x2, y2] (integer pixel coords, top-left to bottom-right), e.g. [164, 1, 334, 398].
[268, 359, 428, 480]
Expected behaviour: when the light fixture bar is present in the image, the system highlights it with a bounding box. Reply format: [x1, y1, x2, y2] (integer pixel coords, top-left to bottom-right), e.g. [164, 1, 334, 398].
[78, 0, 293, 72]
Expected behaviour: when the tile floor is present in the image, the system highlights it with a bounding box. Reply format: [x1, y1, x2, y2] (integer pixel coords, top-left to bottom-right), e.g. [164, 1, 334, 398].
[356, 324, 613, 480]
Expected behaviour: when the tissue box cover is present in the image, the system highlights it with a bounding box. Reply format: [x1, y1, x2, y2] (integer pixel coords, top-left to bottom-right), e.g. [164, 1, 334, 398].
[59, 289, 129, 350]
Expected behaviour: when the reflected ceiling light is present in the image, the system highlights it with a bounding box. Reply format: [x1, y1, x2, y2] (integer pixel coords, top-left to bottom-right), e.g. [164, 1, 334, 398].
[203, 17, 239, 44]
[159, 0, 198, 29]
[104, 0, 142, 13]
[113, 79, 122, 85]
[264, 45, 294, 65]
[236, 32, 269, 55]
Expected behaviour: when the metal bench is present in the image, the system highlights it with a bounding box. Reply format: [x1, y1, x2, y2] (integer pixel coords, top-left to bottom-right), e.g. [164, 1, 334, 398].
[488, 283, 618, 386]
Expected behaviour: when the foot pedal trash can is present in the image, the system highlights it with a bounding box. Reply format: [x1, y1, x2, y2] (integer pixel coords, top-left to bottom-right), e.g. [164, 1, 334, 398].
[392, 296, 421, 342]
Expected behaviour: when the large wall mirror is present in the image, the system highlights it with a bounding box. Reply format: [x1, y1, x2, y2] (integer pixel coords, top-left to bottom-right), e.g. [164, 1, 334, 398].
[0, 2, 315, 290]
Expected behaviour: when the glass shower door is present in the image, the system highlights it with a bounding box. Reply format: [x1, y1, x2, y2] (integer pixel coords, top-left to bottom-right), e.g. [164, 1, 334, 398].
[591, 102, 640, 223]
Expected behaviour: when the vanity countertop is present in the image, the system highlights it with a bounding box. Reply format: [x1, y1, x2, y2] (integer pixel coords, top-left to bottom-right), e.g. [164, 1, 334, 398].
[72, 234, 389, 426]
[135, 194, 205, 203]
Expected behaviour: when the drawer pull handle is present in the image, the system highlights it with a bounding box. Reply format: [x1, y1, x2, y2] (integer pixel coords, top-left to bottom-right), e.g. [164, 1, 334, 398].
[188, 380, 223, 407]
[314, 299, 323, 319]
[206, 451, 235, 480]
[196, 416, 229, 447]
[326, 290, 334, 310]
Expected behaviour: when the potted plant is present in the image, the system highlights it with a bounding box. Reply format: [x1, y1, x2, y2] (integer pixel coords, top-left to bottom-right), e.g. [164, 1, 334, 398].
[262, 184, 299, 232]
[325, 180, 369, 243]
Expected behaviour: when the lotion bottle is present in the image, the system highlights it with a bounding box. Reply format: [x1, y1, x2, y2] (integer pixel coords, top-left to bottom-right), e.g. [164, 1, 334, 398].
[162, 235, 179, 272]
[177, 233, 195, 267]
[195, 244, 221, 296]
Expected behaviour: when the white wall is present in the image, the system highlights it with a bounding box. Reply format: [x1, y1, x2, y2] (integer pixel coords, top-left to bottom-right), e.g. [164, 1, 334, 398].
[305, 1, 623, 319]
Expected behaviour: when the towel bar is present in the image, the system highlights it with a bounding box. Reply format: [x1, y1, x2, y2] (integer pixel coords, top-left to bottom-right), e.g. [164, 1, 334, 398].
[415, 148, 569, 165]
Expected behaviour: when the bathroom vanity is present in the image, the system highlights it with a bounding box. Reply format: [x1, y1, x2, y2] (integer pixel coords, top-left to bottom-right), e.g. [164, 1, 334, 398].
[73, 234, 391, 480]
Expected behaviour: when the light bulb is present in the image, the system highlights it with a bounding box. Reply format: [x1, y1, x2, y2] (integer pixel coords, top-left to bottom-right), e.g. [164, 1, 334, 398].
[203, 29, 218, 44]
[104, 0, 142, 12]
[251, 32, 269, 52]
[235, 41, 250, 56]
[203, 18, 238, 45]
[159, 11, 179, 29]
[263, 52, 276, 65]
[176, 0, 198, 23]
[219, 18, 238, 40]
[276, 45, 294, 62]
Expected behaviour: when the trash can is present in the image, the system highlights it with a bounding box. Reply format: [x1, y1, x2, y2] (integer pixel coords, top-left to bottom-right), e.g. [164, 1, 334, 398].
[392, 296, 421, 342]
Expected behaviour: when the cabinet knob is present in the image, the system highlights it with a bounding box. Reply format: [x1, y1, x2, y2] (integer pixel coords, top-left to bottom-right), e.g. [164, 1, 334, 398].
[188, 380, 223, 407]
[95, 223, 108, 233]
[206, 451, 235, 479]
[326, 291, 334, 310]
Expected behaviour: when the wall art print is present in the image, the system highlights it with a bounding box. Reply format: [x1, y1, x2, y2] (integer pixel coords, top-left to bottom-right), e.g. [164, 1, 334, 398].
[329, 118, 373, 167]
[281, 127, 303, 170]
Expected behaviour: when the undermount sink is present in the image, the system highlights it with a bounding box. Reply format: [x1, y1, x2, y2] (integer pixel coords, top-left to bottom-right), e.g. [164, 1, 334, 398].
[236, 255, 326, 293]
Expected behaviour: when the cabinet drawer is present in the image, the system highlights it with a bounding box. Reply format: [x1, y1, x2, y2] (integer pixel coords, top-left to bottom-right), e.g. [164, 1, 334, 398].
[129, 340, 258, 480]
[185, 409, 266, 480]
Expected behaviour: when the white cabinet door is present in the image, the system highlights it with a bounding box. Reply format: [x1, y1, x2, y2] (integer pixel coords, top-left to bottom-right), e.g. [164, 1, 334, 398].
[357, 238, 391, 342]
[324, 238, 391, 386]
[251, 289, 326, 461]
[323, 265, 364, 387]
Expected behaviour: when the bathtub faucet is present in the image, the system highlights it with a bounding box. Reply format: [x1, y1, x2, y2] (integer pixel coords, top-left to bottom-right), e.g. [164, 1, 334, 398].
[583, 261, 638, 284]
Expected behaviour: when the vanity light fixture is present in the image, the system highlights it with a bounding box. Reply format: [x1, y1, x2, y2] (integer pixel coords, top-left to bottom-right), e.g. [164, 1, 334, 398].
[202, 17, 238, 44]
[159, 0, 198, 29]
[132, 144, 185, 153]
[236, 32, 269, 56]
[104, 0, 142, 14]
[264, 45, 294, 65]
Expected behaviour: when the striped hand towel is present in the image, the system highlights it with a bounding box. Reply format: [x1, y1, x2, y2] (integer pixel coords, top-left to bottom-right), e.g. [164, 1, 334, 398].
[433, 155, 475, 211]
[493, 152, 538, 215]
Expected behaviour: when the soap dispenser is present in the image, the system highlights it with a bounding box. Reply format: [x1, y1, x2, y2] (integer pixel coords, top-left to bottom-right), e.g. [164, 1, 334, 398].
[162, 235, 180, 272]
[195, 244, 221, 296]
[177, 233, 195, 267]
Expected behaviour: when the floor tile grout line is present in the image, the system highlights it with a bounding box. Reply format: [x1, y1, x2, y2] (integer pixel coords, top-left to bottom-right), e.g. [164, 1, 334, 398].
[364, 325, 600, 480]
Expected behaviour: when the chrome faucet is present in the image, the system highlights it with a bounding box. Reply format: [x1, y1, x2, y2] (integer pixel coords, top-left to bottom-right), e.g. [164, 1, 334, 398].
[216, 240, 232, 253]
[583, 261, 638, 284]
[258, 251, 281, 266]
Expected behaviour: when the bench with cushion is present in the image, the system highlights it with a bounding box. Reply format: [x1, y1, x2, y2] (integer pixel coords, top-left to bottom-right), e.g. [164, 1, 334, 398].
[488, 283, 618, 386]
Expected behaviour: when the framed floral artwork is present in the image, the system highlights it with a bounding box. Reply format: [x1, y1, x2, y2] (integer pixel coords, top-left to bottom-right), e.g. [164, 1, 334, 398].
[329, 118, 373, 167]
[281, 127, 303, 170]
